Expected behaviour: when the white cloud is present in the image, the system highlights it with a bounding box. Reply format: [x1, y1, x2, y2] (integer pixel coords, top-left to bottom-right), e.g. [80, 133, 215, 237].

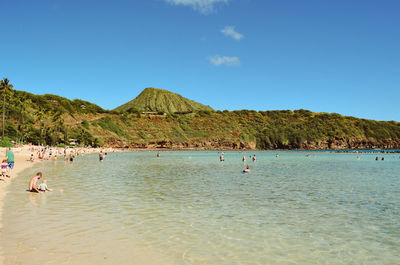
[221, 26, 243, 40]
[209, 55, 240, 66]
[165, 0, 228, 14]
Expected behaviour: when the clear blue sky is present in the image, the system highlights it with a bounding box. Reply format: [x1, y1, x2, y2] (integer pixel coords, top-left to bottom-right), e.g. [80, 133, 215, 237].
[2, 0, 399, 121]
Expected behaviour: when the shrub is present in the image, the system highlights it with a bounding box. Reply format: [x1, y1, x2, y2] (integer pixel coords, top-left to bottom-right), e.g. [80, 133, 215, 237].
[0, 137, 13, 147]
[81, 119, 90, 129]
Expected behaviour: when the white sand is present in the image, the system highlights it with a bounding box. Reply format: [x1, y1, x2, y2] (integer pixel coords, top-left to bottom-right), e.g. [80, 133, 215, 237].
[0, 146, 38, 265]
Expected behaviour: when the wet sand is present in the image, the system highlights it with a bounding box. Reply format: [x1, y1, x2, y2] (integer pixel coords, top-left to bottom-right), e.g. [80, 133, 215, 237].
[0, 146, 37, 265]
[0, 146, 127, 265]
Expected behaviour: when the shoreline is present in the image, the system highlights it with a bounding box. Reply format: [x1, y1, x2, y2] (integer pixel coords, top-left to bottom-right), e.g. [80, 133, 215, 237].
[0, 147, 172, 265]
[0, 145, 121, 265]
[125, 147, 400, 153]
[0, 146, 38, 265]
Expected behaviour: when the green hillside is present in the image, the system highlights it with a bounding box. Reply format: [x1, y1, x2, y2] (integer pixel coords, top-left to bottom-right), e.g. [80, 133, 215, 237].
[114, 87, 214, 114]
[1, 78, 400, 150]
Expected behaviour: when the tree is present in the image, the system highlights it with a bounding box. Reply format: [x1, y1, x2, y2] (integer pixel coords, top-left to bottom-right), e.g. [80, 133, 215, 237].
[52, 108, 66, 144]
[0, 78, 13, 140]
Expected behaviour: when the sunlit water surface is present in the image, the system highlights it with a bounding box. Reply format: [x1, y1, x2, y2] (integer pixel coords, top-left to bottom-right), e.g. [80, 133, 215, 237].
[1, 151, 399, 264]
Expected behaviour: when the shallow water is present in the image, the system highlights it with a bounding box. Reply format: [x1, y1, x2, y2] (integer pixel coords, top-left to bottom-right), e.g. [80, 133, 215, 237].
[1, 151, 400, 264]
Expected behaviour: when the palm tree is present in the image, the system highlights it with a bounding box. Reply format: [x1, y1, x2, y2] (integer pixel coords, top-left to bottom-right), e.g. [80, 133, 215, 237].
[16, 99, 30, 143]
[0, 78, 13, 140]
[51, 108, 66, 144]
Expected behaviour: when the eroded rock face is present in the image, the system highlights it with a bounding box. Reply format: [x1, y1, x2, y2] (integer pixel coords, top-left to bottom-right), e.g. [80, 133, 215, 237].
[105, 137, 400, 150]
[299, 138, 400, 150]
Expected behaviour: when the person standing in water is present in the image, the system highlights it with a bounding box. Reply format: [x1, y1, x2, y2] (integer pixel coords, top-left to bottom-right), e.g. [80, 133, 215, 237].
[220, 153, 224, 162]
[99, 151, 104, 162]
[242, 155, 246, 162]
[252, 155, 256, 162]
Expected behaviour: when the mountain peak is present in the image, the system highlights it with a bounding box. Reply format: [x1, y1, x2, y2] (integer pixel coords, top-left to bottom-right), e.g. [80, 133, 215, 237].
[114, 88, 214, 113]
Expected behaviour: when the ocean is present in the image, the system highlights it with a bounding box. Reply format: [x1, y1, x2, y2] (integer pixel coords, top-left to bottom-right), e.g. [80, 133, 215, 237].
[1, 151, 399, 264]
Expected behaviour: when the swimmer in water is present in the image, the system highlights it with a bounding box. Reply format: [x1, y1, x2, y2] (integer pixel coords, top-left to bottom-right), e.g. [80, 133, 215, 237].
[275, 154, 279, 158]
[243, 165, 250, 173]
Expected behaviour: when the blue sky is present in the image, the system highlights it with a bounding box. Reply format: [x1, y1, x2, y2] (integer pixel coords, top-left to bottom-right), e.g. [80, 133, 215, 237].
[2, 0, 399, 121]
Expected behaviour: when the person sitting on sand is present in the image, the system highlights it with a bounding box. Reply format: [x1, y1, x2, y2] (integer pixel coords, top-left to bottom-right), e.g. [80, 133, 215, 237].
[38, 179, 52, 192]
[1, 159, 9, 178]
[30, 154, 35, 162]
[29, 172, 43, 193]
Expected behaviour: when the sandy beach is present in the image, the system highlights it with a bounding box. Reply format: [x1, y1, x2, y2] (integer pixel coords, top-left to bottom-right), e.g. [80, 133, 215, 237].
[0, 146, 106, 265]
[0, 146, 37, 265]
[0, 147, 168, 265]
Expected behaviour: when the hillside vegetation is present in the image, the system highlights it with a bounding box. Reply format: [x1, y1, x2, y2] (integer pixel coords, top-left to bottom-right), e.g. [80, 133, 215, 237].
[1, 80, 400, 149]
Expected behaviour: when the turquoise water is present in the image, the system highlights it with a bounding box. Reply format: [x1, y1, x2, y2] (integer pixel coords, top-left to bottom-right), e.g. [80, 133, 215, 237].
[1, 151, 400, 264]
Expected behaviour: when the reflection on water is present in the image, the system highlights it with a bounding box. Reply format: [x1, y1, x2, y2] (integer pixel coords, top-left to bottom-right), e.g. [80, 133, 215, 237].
[1, 151, 400, 264]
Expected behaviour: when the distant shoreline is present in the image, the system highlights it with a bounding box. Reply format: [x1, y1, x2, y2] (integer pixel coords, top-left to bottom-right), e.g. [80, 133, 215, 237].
[108, 147, 400, 158]
[121, 147, 400, 153]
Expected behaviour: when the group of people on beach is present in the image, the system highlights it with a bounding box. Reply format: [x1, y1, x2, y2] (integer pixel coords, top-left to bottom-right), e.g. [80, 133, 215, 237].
[33, 146, 86, 162]
[27, 147, 112, 193]
[28, 145, 115, 165]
